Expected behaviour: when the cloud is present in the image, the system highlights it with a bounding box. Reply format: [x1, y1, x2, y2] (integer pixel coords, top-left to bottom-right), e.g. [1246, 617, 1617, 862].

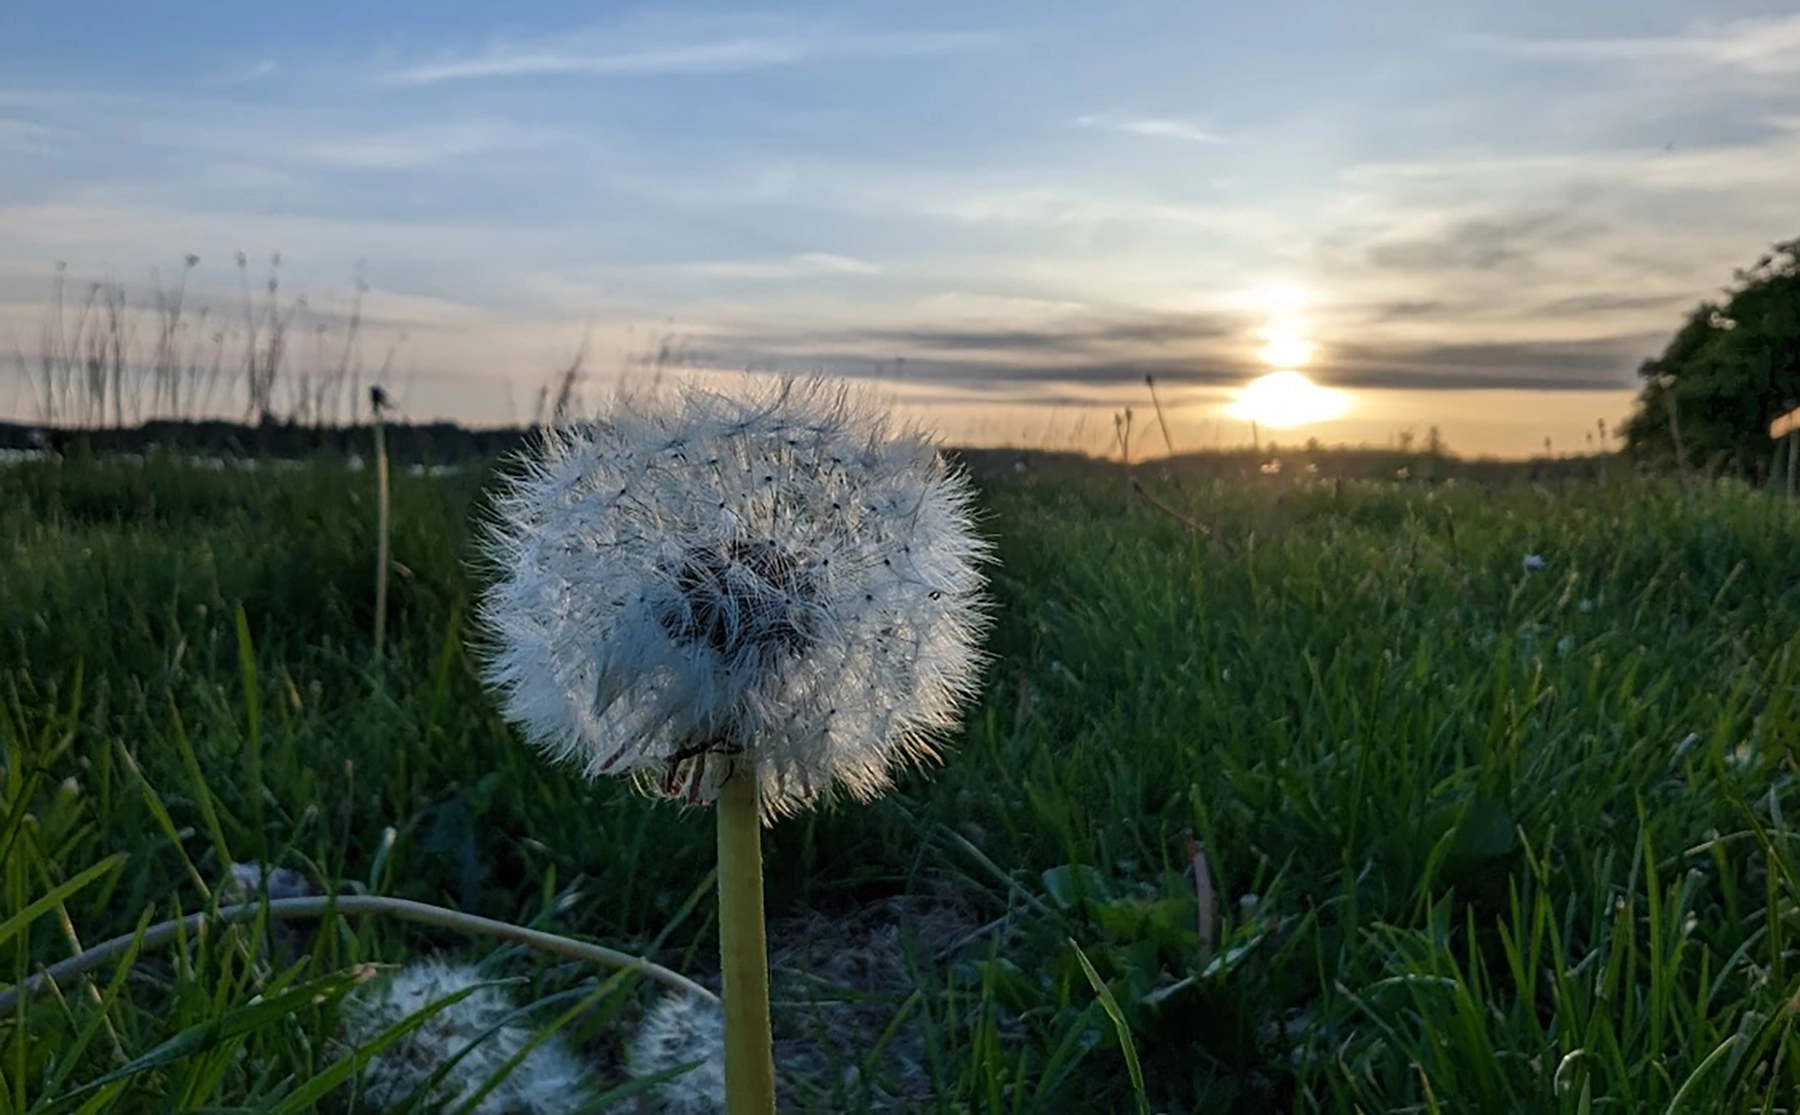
[1336, 135, 1800, 199]
[792, 252, 881, 275]
[1532, 291, 1693, 317]
[0, 81, 567, 175]
[1355, 291, 1690, 327]
[0, 117, 69, 155]
[378, 24, 991, 86]
[1362, 209, 1607, 274]
[287, 119, 562, 170]
[850, 313, 1239, 353]
[1324, 334, 1659, 392]
[1318, 123, 1800, 326]
[1073, 114, 1223, 145]
[1474, 14, 1800, 75]
[211, 59, 280, 85]
[679, 253, 883, 280]
[643, 306, 1657, 396]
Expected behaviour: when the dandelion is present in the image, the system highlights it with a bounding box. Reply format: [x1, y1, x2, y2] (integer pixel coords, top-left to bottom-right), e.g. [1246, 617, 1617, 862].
[221, 862, 314, 905]
[219, 862, 317, 959]
[478, 376, 993, 1113]
[1522, 553, 1546, 573]
[340, 960, 592, 1115]
[480, 376, 990, 819]
[631, 993, 727, 1114]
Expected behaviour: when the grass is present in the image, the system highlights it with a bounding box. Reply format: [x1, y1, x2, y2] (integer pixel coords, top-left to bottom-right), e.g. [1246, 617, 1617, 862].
[3, 448, 1800, 1112]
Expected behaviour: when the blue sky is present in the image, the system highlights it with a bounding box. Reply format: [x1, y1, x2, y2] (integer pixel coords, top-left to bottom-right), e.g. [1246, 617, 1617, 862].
[1, 1, 1796, 453]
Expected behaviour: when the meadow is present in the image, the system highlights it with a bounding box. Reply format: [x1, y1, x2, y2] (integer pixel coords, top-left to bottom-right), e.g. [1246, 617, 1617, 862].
[3, 446, 1800, 1113]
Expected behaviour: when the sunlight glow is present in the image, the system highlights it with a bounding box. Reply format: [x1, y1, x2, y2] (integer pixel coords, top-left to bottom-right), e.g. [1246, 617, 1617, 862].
[1234, 280, 1311, 316]
[1257, 329, 1315, 369]
[1238, 279, 1317, 370]
[1226, 370, 1352, 429]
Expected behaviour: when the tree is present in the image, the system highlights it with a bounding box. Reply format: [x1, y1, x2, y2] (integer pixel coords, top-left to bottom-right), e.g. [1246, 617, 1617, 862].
[1624, 238, 1800, 476]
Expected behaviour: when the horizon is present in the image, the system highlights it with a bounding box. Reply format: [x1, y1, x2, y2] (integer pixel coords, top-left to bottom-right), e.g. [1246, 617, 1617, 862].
[4, 2, 1797, 458]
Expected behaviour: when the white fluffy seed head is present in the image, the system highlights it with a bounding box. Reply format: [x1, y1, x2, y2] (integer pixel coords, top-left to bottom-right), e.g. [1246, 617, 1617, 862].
[340, 960, 592, 1115]
[629, 993, 727, 1114]
[478, 375, 993, 821]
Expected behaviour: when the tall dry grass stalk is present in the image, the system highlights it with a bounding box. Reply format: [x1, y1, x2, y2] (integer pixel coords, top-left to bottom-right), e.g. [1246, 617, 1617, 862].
[371, 385, 392, 658]
[16, 254, 375, 430]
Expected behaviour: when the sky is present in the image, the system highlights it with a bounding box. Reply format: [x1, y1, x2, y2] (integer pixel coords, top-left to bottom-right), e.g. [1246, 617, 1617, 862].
[1, 1, 1796, 457]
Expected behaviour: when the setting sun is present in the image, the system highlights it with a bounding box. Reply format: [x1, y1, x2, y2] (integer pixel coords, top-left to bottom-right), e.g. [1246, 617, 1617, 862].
[1226, 370, 1352, 429]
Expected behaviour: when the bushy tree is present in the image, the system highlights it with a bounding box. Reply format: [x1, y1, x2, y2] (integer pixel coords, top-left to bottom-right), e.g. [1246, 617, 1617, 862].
[1624, 239, 1800, 476]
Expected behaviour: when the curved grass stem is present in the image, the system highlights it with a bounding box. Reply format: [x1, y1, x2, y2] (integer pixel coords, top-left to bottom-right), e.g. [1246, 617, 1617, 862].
[0, 893, 717, 1015]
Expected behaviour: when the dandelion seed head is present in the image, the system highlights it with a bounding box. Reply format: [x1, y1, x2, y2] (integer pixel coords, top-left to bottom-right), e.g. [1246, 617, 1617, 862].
[478, 376, 993, 820]
[1522, 553, 1546, 573]
[340, 959, 592, 1115]
[221, 861, 315, 904]
[630, 993, 727, 1114]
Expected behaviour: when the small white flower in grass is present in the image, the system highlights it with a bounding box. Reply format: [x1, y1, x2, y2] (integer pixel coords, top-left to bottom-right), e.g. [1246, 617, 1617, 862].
[478, 376, 992, 821]
[341, 960, 591, 1115]
[631, 993, 728, 1114]
[1523, 553, 1546, 573]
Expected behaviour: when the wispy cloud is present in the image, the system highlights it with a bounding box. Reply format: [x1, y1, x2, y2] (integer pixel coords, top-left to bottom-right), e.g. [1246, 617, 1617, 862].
[219, 58, 280, 85]
[0, 118, 63, 147]
[1475, 14, 1800, 74]
[290, 119, 562, 169]
[1073, 113, 1223, 145]
[379, 24, 991, 86]
[793, 252, 880, 274]
[0, 84, 564, 173]
[681, 252, 883, 280]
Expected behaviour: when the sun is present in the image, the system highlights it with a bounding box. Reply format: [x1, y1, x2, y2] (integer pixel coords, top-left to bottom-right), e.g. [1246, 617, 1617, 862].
[1226, 370, 1351, 429]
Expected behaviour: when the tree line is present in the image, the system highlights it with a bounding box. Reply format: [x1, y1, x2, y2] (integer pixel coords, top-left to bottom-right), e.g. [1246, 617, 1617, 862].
[1624, 238, 1800, 478]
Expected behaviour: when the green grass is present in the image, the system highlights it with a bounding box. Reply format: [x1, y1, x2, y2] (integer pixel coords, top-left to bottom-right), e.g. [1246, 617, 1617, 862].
[3, 449, 1800, 1112]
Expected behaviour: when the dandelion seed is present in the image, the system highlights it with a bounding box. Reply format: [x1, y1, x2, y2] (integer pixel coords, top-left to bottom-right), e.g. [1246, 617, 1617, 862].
[631, 993, 728, 1114]
[1555, 635, 1576, 655]
[478, 375, 992, 821]
[340, 960, 592, 1115]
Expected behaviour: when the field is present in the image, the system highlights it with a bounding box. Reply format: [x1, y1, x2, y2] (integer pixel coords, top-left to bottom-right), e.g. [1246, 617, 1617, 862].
[4, 448, 1800, 1113]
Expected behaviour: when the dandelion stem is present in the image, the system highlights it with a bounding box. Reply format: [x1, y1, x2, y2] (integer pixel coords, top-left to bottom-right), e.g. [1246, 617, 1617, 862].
[0, 894, 717, 1015]
[716, 763, 777, 1114]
